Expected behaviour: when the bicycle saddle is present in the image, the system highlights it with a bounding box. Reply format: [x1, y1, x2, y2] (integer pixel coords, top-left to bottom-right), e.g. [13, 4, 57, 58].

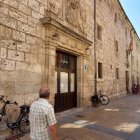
[20, 105, 30, 108]
[20, 105, 30, 109]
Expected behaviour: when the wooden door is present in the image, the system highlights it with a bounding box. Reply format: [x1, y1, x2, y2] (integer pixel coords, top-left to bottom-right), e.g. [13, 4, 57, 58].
[54, 51, 77, 112]
[126, 71, 129, 94]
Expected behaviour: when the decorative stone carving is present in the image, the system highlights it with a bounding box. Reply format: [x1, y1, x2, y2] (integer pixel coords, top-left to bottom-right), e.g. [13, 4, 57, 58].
[65, 0, 86, 32]
[48, 0, 63, 18]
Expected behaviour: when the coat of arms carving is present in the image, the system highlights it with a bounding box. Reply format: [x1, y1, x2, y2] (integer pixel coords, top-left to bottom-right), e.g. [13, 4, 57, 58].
[65, 0, 86, 33]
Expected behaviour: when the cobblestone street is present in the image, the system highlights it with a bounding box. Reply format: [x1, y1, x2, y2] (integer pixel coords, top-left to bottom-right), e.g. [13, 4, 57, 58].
[6, 94, 140, 140]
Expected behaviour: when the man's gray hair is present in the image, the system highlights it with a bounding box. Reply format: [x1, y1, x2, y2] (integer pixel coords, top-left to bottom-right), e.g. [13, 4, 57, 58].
[39, 87, 50, 98]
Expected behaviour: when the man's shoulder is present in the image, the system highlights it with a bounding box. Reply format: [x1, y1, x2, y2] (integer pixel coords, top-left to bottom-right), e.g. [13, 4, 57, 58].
[31, 99, 53, 109]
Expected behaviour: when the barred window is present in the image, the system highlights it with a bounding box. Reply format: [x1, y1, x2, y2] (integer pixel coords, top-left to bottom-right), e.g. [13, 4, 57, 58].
[97, 24, 102, 41]
[116, 68, 119, 79]
[114, 12, 117, 23]
[98, 62, 103, 79]
[115, 40, 119, 52]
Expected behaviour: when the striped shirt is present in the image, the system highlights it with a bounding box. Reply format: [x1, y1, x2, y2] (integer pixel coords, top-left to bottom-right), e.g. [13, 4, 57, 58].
[29, 98, 57, 140]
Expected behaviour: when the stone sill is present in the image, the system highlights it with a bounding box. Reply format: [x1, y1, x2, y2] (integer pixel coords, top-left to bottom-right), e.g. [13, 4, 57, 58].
[97, 79, 104, 82]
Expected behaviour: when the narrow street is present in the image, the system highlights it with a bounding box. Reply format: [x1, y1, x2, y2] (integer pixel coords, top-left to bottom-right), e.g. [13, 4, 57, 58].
[14, 94, 140, 140]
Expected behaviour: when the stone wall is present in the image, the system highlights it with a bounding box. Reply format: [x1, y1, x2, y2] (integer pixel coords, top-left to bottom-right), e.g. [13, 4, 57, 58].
[96, 0, 140, 98]
[0, 0, 94, 116]
[0, 0, 47, 106]
[0, 0, 140, 128]
[131, 36, 140, 86]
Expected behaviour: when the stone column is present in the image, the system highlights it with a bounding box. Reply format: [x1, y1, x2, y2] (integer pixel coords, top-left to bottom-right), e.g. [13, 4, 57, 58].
[77, 55, 90, 107]
[77, 56, 83, 107]
[43, 44, 56, 106]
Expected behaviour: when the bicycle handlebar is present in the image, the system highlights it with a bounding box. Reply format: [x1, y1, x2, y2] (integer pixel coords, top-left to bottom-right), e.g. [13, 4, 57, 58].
[0, 95, 5, 103]
[0, 95, 18, 106]
[0, 95, 4, 99]
[6, 100, 18, 105]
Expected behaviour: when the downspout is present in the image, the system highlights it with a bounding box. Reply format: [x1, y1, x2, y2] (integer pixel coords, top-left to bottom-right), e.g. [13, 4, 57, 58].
[94, 0, 97, 95]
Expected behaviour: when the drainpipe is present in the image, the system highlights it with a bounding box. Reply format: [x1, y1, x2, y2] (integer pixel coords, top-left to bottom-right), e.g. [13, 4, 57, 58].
[93, 0, 97, 95]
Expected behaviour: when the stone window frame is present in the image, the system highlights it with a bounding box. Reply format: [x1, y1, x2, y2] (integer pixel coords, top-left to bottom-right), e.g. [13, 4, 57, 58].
[114, 39, 119, 53]
[114, 12, 118, 23]
[137, 76, 139, 85]
[125, 28, 127, 38]
[126, 50, 129, 60]
[116, 68, 119, 80]
[96, 24, 103, 41]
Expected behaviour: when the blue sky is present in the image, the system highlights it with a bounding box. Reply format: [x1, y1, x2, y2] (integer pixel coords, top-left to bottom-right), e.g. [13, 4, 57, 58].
[119, 0, 140, 37]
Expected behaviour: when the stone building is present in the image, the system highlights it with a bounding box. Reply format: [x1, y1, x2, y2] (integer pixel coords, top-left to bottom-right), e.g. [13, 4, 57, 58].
[0, 0, 140, 128]
[0, 0, 94, 115]
[96, 0, 140, 98]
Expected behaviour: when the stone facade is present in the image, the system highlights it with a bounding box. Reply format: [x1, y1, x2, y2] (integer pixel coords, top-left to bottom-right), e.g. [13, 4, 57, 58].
[96, 0, 140, 99]
[0, 0, 140, 135]
[0, 0, 94, 117]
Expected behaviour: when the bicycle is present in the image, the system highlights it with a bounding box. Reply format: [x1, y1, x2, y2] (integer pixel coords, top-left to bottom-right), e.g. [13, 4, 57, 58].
[0, 95, 30, 134]
[91, 90, 110, 105]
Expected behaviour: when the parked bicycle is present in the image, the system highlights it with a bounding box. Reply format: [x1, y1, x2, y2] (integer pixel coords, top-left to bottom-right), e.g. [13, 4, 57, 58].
[0, 95, 30, 134]
[91, 90, 110, 105]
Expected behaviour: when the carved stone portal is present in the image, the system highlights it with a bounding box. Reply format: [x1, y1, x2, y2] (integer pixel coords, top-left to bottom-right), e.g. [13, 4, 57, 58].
[65, 0, 86, 33]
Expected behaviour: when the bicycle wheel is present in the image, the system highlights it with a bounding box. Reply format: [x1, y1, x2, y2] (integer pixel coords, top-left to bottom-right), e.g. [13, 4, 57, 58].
[100, 95, 110, 105]
[19, 113, 30, 134]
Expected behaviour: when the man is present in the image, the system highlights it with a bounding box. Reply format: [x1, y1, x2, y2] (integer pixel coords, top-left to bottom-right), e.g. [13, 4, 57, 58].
[29, 86, 59, 140]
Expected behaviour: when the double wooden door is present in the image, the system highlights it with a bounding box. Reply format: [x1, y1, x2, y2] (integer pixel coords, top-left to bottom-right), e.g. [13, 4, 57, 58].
[54, 51, 77, 112]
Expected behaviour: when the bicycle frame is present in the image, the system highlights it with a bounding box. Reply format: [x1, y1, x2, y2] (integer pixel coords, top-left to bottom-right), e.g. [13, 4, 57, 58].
[0, 97, 19, 129]
[0, 96, 30, 134]
[7, 111, 27, 130]
[0, 100, 12, 120]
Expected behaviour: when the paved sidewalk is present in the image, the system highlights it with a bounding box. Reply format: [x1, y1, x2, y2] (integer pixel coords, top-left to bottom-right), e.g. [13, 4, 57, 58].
[5, 95, 140, 140]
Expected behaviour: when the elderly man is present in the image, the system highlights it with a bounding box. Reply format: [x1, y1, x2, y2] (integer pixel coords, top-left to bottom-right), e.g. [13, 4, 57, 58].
[29, 86, 59, 140]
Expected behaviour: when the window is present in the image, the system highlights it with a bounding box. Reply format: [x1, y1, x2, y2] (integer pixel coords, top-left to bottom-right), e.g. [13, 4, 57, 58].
[116, 68, 119, 79]
[56, 53, 69, 69]
[114, 12, 117, 23]
[125, 29, 127, 38]
[115, 40, 118, 52]
[131, 56, 134, 66]
[97, 24, 102, 41]
[126, 50, 128, 60]
[98, 62, 103, 79]
[137, 77, 139, 85]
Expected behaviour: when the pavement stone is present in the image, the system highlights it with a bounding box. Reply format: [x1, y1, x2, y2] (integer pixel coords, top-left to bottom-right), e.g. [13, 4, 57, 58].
[3, 94, 140, 140]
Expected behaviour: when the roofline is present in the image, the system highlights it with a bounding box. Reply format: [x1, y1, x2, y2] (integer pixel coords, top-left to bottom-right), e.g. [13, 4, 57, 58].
[118, 0, 140, 41]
